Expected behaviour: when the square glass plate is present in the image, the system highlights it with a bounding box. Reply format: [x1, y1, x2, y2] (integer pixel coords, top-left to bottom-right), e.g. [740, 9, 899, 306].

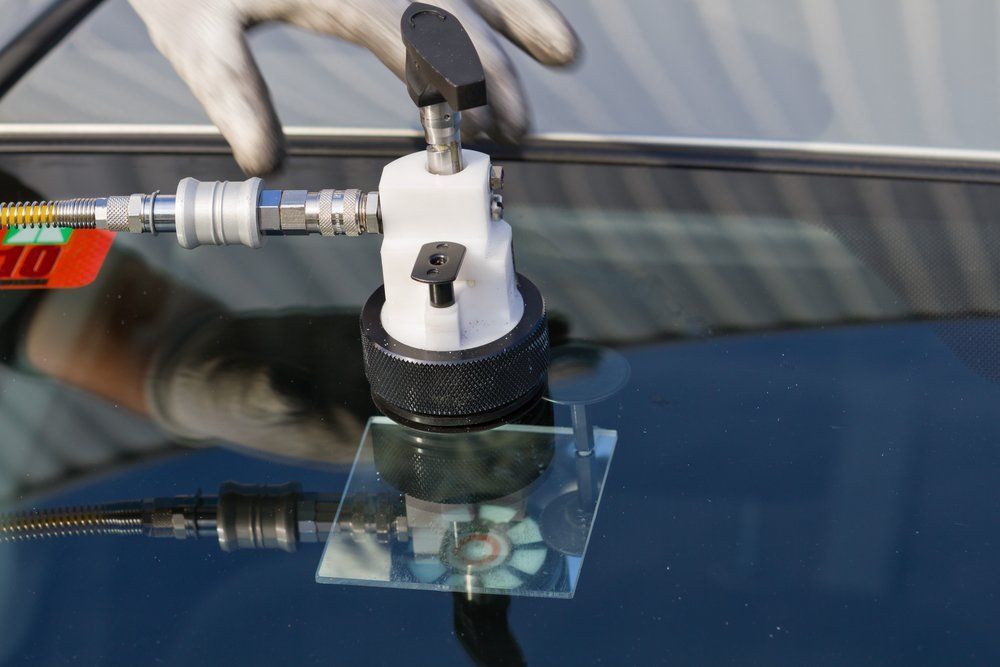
[317, 417, 617, 598]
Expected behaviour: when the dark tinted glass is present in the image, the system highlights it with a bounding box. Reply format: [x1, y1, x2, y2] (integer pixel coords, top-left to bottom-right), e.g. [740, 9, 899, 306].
[0, 150, 999, 664]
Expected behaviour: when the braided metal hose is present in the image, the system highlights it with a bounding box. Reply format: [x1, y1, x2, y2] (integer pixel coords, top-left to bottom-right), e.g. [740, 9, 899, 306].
[0, 199, 99, 230]
[0, 503, 144, 541]
[0, 488, 348, 548]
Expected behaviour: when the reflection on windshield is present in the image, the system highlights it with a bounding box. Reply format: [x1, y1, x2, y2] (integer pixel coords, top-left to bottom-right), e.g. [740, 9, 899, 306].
[1, 478, 531, 665]
[317, 418, 617, 598]
[2, 155, 1000, 662]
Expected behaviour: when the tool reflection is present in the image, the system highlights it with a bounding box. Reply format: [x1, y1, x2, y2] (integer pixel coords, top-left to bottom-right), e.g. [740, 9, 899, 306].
[1, 482, 344, 551]
[1, 480, 530, 666]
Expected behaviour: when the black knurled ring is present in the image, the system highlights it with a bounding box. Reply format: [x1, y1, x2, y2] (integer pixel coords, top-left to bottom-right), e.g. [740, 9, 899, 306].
[361, 275, 549, 431]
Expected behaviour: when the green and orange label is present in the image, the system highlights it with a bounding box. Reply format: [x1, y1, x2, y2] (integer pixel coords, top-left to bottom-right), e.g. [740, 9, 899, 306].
[0, 228, 113, 289]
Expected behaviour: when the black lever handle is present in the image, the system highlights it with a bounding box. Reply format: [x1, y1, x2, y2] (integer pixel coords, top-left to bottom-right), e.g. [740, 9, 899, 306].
[401, 3, 487, 111]
[411, 241, 467, 308]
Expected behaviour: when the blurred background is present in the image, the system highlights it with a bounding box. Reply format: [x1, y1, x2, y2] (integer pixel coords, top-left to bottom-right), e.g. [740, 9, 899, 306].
[2, 0, 1000, 150]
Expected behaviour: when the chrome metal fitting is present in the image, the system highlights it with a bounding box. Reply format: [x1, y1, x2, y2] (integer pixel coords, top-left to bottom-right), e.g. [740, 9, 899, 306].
[102, 195, 131, 232]
[143, 494, 218, 541]
[302, 189, 379, 236]
[336, 493, 402, 544]
[296, 495, 340, 544]
[141, 191, 176, 234]
[127, 193, 146, 234]
[176, 177, 264, 249]
[363, 191, 381, 234]
[315, 189, 336, 236]
[71, 192, 176, 234]
[490, 164, 504, 191]
[217, 482, 300, 553]
[11, 179, 382, 243]
[340, 189, 362, 236]
[93, 198, 108, 228]
[421, 102, 464, 175]
[258, 189, 282, 233]
[279, 190, 309, 234]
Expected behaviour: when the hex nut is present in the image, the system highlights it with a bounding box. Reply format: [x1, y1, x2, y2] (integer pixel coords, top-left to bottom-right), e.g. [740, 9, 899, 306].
[279, 190, 308, 232]
[127, 193, 145, 234]
[258, 190, 281, 232]
[363, 191, 381, 233]
[490, 164, 505, 192]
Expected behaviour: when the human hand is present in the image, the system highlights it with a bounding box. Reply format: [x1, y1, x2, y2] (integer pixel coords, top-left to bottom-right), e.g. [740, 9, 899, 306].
[145, 311, 372, 465]
[128, 0, 579, 175]
[22, 248, 371, 465]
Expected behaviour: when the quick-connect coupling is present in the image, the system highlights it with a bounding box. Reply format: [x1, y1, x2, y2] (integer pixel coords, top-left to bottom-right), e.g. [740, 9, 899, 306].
[0, 179, 380, 248]
[257, 188, 381, 237]
[175, 177, 264, 249]
[175, 178, 380, 248]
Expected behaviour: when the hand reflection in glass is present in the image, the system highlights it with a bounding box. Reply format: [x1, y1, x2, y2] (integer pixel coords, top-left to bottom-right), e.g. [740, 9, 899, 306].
[22, 248, 371, 465]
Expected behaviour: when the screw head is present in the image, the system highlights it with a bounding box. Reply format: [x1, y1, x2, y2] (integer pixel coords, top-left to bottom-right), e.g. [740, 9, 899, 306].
[490, 194, 504, 221]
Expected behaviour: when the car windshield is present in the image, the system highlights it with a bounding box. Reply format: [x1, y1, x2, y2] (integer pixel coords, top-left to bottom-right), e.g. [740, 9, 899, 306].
[1, 144, 999, 662]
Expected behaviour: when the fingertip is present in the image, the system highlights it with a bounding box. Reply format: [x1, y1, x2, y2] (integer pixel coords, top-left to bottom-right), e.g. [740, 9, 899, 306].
[137, 10, 287, 178]
[491, 106, 531, 144]
[471, 0, 581, 67]
[209, 67, 287, 176]
[234, 133, 286, 177]
[486, 75, 531, 143]
[534, 19, 580, 68]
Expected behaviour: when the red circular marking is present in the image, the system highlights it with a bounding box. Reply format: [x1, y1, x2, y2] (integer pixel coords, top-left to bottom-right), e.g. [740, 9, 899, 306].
[454, 533, 501, 566]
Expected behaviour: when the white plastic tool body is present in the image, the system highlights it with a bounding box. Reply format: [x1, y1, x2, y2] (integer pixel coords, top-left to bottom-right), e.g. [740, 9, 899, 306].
[378, 150, 522, 352]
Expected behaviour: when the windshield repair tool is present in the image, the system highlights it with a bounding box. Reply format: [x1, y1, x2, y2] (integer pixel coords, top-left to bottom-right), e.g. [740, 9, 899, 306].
[0, 3, 548, 433]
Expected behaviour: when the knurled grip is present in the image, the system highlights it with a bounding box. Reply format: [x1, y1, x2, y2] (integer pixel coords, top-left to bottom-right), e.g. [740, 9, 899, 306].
[150, 507, 173, 531]
[317, 189, 336, 236]
[104, 196, 130, 232]
[340, 189, 362, 236]
[361, 276, 549, 430]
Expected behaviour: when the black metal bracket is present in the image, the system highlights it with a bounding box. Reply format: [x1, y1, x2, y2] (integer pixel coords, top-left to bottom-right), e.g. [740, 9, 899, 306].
[410, 241, 466, 308]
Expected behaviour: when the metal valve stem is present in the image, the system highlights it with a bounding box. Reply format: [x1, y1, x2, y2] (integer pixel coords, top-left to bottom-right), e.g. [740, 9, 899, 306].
[421, 102, 464, 175]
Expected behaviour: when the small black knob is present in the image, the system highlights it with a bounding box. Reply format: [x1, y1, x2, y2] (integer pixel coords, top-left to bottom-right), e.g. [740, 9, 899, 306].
[401, 3, 487, 111]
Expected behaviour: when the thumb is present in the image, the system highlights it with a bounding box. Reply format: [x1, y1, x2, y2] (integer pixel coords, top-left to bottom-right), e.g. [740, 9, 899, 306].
[129, 0, 285, 175]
